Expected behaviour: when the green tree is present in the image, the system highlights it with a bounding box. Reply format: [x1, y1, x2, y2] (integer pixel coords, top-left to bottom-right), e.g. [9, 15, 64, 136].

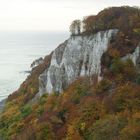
[70, 20, 81, 35]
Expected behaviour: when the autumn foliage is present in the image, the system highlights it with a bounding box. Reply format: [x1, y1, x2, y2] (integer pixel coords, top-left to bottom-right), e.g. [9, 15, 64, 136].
[0, 6, 140, 140]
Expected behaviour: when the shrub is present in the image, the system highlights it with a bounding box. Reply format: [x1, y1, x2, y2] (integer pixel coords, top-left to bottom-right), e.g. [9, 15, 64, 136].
[112, 83, 140, 112]
[95, 79, 111, 95]
[21, 105, 32, 118]
[120, 116, 140, 140]
[87, 115, 127, 140]
[71, 81, 90, 104]
[36, 123, 55, 140]
[110, 58, 124, 74]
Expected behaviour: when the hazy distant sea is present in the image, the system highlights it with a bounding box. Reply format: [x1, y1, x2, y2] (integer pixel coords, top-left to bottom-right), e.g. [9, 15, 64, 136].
[0, 31, 69, 101]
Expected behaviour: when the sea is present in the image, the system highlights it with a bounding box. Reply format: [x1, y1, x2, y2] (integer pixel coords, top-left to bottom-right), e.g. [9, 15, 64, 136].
[0, 31, 69, 101]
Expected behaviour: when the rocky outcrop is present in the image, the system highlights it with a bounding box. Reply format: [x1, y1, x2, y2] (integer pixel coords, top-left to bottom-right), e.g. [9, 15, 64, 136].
[37, 29, 118, 96]
[122, 43, 140, 67]
[30, 57, 44, 69]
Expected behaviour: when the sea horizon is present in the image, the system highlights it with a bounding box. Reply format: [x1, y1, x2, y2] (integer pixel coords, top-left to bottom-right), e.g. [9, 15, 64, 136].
[0, 31, 69, 101]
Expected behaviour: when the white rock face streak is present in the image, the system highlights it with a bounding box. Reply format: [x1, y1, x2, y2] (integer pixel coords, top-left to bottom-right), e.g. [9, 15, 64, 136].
[122, 44, 140, 65]
[38, 29, 118, 96]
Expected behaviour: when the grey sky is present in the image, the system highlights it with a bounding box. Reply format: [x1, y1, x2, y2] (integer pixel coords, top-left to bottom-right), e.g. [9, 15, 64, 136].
[0, 0, 139, 31]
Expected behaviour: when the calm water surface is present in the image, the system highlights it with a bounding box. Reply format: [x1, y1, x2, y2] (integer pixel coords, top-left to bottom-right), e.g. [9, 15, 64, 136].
[0, 31, 69, 101]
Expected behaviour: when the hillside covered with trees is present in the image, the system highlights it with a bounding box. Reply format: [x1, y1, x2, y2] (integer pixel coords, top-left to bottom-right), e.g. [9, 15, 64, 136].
[70, 6, 140, 35]
[0, 6, 140, 140]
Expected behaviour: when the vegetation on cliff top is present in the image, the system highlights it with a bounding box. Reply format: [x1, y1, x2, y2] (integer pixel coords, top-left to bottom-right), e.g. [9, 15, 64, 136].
[70, 6, 140, 35]
[0, 6, 140, 140]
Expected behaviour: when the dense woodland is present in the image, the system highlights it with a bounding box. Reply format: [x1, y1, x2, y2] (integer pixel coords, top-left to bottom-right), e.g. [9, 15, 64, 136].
[70, 6, 140, 35]
[0, 6, 140, 140]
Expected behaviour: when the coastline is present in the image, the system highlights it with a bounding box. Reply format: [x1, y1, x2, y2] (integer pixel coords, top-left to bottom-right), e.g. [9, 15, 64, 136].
[0, 99, 6, 113]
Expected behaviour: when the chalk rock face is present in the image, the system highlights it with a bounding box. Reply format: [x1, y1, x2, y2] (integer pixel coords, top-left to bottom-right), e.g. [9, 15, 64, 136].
[122, 44, 140, 66]
[38, 29, 118, 96]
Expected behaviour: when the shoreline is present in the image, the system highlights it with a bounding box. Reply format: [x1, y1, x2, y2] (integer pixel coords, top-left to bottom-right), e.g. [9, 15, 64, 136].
[0, 99, 6, 113]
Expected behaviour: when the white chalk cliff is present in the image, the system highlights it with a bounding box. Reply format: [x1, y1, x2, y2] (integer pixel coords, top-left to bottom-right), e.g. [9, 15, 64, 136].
[122, 43, 140, 66]
[38, 29, 118, 96]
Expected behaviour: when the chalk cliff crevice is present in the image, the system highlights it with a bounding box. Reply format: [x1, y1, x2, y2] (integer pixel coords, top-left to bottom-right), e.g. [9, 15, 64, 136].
[38, 29, 118, 96]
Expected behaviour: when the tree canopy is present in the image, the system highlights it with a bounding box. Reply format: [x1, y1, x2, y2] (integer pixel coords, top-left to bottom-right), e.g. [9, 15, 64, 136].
[1, 6, 140, 140]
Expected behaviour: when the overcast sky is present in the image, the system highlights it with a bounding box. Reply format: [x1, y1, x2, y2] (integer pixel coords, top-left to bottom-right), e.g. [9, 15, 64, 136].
[0, 0, 139, 32]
